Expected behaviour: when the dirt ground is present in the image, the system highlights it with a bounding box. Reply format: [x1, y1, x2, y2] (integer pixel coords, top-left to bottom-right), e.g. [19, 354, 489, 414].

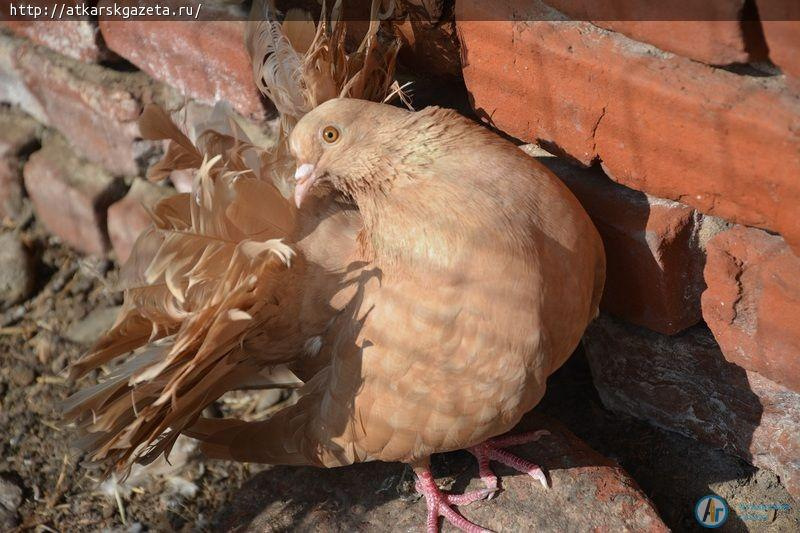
[0, 210, 797, 532]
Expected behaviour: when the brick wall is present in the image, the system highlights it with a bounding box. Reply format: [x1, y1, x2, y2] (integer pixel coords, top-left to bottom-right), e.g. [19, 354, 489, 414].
[0, 0, 798, 500]
[458, 0, 800, 499]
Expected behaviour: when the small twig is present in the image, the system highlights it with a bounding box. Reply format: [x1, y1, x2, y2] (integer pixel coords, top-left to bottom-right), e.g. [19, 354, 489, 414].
[0, 326, 27, 336]
[113, 484, 127, 526]
[37, 376, 67, 385]
[47, 454, 69, 507]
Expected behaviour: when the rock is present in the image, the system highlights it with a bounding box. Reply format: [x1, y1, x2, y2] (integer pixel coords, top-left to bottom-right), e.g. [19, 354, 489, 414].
[1, 3, 112, 63]
[98, 3, 269, 120]
[0, 232, 35, 306]
[23, 133, 126, 255]
[0, 474, 22, 530]
[456, 0, 800, 254]
[0, 475, 22, 510]
[11, 37, 175, 176]
[107, 179, 173, 263]
[0, 158, 24, 221]
[212, 412, 667, 532]
[0, 33, 48, 124]
[544, 1, 754, 65]
[534, 153, 725, 334]
[758, 2, 800, 79]
[0, 107, 40, 220]
[65, 305, 122, 345]
[0, 107, 40, 158]
[583, 314, 800, 500]
[702, 225, 800, 393]
[8, 365, 34, 388]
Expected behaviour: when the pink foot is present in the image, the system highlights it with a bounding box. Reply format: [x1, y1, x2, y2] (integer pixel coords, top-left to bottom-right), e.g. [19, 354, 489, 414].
[469, 430, 550, 497]
[414, 467, 495, 533]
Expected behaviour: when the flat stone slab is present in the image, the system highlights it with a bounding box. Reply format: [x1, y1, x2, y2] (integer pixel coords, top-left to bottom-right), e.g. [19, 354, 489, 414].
[211, 412, 667, 532]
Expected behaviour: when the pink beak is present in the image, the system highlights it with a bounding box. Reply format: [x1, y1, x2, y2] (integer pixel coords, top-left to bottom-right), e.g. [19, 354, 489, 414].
[294, 163, 317, 208]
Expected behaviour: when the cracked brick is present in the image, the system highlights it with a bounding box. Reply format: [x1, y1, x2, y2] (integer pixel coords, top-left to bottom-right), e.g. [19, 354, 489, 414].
[98, 4, 270, 120]
[457, 0, 800, 254]
[702, 225, 800, 393]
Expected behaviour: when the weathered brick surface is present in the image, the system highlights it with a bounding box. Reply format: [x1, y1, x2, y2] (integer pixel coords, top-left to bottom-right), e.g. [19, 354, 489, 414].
[0, 107, 40, 219]
[11, 37, 173, 176]
[23, 133, 125, 255]
[3, 19, 110, 63]
[532, 152, 725, 334]
[583, 314, 800, 500]
[98, 6, 268, 120]
[107, 178, 172, 263]
[544, 0, 752, 65]
[457, 0, 800, 254]
[702, 226, 800, 393]
[758, 1, 800, 78]
[761, 22, 800, 79]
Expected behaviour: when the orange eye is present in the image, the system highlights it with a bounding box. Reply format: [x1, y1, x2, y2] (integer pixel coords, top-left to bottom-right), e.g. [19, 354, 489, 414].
[322, 126, 340, 143]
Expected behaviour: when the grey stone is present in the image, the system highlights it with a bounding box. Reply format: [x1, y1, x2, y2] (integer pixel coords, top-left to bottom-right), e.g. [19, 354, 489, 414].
[65, 305, 122, 345]
[0, 232, 35, 307]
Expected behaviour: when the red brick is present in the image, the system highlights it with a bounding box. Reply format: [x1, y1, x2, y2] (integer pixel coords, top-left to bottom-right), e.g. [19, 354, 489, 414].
[532, 152, 725, 334]
[2, 14, 111, 63]
[457, 1, 800, 254]
[12, 38, 172, 176]
[583, 315, 800, 500]
[23, 133, 124, 255]
[702, 226, 800, 393]
[758, 1, 800, 78]
[98, 3, 268, 120]
[761, 22, 800, 79]
[107, 179, 172, 263]
[545, 1, 752, 65]
[0, 107, 40, 220]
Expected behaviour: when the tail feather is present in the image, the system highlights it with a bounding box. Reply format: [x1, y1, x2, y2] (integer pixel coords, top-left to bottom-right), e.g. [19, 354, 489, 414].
[65, 1, 404, 477]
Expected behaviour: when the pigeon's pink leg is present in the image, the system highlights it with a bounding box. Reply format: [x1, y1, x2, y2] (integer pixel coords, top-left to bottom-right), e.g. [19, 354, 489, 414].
[414, 466, 495, 533]
[468, 430, 550, 496]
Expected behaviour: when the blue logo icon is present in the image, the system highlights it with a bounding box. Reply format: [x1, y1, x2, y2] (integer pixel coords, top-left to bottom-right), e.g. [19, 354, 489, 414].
[695, 495, 729, 528]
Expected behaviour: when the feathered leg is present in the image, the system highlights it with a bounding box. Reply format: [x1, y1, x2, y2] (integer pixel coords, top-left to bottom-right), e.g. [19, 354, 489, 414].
[414, 466, 494, 533]
[468, 430, 550, 496]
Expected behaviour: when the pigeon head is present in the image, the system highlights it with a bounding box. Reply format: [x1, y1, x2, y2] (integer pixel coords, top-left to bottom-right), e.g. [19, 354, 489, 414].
[289, 98, 410, 208]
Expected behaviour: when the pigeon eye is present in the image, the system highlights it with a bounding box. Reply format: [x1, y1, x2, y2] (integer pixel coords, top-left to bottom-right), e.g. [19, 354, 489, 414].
[322, 126, 340, 144]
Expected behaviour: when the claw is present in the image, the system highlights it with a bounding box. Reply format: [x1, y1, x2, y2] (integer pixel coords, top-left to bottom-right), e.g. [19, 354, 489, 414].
[469, 430, 550, 492]
[411, 430, 549, 532]
[414, 467, 494, 533]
